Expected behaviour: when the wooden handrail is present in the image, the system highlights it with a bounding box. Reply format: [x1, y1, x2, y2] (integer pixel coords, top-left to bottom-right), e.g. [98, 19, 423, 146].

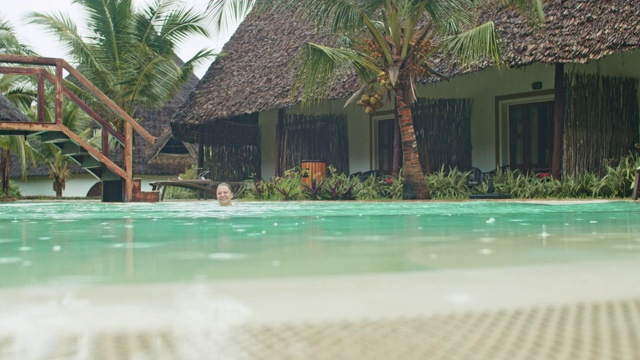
[61, 61, 156, 145]
[0, 54, 156, 145]
[0, 54, 162, 202]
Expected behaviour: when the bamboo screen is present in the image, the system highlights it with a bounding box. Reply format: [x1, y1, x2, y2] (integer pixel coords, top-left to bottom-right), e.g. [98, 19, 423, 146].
[412, 98, 473, 173]
[201, 113, 261, 181]
[563, 73, 639, 176]
[278, 114, 349, 175]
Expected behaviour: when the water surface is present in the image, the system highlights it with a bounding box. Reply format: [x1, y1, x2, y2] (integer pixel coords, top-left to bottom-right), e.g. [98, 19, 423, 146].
[0, 201, 638, 288]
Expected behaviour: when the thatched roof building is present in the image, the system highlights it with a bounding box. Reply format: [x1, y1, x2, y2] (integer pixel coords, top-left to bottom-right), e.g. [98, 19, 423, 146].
[170, 9, 360, 143]
[171, 0, 640, 143]
[0, 94, 31, 123]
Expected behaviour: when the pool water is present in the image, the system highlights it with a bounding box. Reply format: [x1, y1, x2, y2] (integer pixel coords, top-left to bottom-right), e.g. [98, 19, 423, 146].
[0, 201, 638, 288]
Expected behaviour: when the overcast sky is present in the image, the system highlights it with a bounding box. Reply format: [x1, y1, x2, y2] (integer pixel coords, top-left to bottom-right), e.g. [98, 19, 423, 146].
[1, 0, 237, 78]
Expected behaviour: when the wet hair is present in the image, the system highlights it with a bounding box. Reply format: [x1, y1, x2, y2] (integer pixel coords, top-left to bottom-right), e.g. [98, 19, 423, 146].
[217, 182, 232, 192]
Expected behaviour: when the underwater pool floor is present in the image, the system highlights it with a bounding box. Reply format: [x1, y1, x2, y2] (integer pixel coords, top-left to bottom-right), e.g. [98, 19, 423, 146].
[1, 259, 639, 359]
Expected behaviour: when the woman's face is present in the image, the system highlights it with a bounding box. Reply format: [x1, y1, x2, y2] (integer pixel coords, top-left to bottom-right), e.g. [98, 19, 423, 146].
[216, 185, 234, 206]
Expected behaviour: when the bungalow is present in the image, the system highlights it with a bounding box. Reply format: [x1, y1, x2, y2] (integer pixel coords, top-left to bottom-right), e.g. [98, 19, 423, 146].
[170, 0, 640, 182]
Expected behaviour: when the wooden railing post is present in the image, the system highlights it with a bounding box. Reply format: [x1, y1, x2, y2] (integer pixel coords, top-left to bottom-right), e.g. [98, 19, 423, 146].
[55, 59, 63, 126]
[124, 122, 133, 202]
[37, 71, 45, 123]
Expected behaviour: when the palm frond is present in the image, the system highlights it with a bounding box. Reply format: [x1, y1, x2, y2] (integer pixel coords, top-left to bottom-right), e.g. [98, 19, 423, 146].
[160, 9, 210, 43]
[0, 17, 37, 56]
[290, 42, 378, 105]
[442, 20, 503, 69]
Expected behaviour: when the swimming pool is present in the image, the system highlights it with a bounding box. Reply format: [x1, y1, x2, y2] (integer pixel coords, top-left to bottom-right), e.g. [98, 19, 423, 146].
[1, 200, 639, 359]
[0, 200, 638, 287]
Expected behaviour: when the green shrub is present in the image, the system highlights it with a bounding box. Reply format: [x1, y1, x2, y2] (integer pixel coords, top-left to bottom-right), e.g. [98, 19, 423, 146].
[597, 154, 640, 198]
[425, 166, 469, 200]
[0, 182, 22, 199]
[354, 174, 386, 200]
[319, 166, 359, 200]
[163, 165, 198, 200]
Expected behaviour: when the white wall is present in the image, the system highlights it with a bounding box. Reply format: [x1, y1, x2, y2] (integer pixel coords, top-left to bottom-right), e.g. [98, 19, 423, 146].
[14, 174, 180, 197]
[257, 48, 640, 177]
[13, 173, 98, 197]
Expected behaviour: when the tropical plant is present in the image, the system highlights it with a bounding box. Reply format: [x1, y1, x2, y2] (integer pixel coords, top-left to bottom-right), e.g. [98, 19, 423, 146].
[320, 165, 358, 200]
[0, 17, 40, 195]
[208, 0, 543, 199]
[425, 166, 469, 200]
[30, 0, 215, 130]
[598, 153, 640, 198]
[164, 165, 199, 199]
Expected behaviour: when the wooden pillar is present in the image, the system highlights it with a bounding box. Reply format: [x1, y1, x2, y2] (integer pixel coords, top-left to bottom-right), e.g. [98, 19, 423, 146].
[198, 126, 204, 171]
[124, 122, 133, 202]
[275, 109, 284, 177]
[37, 71, 45, 123]
[552, 63, 565, 179]
[55, 60, 64, 126]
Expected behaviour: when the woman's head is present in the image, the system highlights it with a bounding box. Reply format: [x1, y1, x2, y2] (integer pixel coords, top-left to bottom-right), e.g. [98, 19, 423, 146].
[216, 183, 234, 206]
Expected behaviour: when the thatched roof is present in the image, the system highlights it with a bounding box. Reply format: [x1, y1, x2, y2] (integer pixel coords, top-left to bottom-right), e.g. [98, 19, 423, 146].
[495, 0, 640, 66]
[170, 9, 361, 142]
[171, 0, 640, 141]
[0, 94, 31, 123]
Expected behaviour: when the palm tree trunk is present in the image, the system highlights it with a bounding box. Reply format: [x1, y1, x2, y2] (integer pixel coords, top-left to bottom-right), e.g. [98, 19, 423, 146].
[395, 87, 431, 199]
[55, 180, 63, 198]
[1, 149, 10, 196]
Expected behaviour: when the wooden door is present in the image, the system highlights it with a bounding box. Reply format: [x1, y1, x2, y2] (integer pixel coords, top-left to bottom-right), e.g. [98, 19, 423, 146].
[509, 102, 554, 172]
[377, 119, 395, 175]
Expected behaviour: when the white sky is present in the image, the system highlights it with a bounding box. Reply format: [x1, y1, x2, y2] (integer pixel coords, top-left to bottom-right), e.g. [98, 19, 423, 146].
[0, 0, 238, 78]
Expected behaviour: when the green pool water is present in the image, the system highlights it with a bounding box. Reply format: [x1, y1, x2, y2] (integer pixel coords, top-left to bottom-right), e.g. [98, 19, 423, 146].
[0, 201, 638, 288]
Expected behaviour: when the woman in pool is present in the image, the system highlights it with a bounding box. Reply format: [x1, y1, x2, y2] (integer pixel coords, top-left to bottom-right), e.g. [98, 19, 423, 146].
[216, 183, 234, 206]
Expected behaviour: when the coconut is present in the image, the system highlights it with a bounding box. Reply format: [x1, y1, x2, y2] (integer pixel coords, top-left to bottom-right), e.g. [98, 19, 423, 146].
[364, 106, 375, 115]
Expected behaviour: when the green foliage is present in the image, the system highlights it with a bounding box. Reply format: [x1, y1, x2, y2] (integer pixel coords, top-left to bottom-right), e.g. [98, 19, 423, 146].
[320, 165, 359, 200]
[29, 0, 214, 119]
[425, 166, 469, 200]
[353, 174, 388, 200]
[163, 165, 198, 200]
[270, 168, 305, 200]
[597, 154, 640, 198]
[243, 154, 640, 201]
[0, 182, 22, 199]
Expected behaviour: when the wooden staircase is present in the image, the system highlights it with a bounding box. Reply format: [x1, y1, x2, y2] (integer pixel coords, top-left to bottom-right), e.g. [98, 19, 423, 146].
[0, 54, 159, 202]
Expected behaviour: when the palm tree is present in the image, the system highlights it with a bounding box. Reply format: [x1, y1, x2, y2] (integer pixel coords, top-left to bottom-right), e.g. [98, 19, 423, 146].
[208, 0, 544, 199]
[30, 0, 215, 129]
[0, 17, 39, 196]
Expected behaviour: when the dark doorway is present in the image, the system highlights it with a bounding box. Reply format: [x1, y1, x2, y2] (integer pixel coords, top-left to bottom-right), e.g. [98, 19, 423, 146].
[377, 119, 395, 175]
[509, 101, 554, 173]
